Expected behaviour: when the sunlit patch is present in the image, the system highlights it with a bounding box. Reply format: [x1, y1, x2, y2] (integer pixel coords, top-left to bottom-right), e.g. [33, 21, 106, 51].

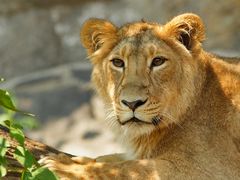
[109, 169, 119, 176]
[138, 159, 149, 166]
[108, 84, 115, 100]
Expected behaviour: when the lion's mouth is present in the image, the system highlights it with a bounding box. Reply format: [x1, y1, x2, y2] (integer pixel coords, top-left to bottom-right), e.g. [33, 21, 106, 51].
[118, 116, 161, 126]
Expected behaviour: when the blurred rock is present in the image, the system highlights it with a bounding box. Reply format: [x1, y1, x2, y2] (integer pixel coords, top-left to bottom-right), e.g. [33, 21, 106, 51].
[0, 0, 98, 15]
[17, 86, 93, 122]
[4, 63, 93, 123]
[0, 10, 62, 79]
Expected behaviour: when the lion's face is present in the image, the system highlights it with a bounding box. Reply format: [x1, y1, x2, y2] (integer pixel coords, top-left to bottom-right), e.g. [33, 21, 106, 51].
[81, 14, 205, 137]
[105, 32, 188, 135]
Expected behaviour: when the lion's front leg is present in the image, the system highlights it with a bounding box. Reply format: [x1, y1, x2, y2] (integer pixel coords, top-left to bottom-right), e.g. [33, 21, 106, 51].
[40, 153, 161, 180]
[39, 153, 96, 179]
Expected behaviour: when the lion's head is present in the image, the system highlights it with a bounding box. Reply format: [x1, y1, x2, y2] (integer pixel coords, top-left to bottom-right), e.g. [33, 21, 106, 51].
[80, 13, 205, 138]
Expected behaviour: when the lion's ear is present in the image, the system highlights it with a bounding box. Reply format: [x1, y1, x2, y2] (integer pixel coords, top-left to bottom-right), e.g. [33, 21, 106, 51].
[163, 13, 205, 50]
[80, 18, 118, 55]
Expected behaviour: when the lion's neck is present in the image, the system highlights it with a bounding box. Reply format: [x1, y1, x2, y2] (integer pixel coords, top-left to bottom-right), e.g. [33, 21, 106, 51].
[126, 128, 167, 159]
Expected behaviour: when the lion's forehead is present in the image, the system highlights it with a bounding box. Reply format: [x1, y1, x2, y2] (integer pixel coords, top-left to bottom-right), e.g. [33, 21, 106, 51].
[111, 33, 168, 58]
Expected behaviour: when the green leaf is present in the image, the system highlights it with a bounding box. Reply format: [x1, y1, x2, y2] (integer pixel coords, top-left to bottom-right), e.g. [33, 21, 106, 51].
[10, 126, 25, 146]
[0, 78, 4, 82]
[0, 89, 35, 117]
[21, 170, 33, 180]
[13, 146, 36, 168]
[0, 137, 10, 157]
[0, 89, 17, 111]
[30, 167, 59, 180]
[0, 164, 7, 177]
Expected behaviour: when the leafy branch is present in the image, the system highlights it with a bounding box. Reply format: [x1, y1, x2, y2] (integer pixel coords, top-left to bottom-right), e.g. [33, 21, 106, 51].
[0, 79, 58, 179]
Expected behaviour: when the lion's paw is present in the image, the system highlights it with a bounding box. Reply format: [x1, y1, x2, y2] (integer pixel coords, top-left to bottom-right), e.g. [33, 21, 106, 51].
[39, 153, 90, 179]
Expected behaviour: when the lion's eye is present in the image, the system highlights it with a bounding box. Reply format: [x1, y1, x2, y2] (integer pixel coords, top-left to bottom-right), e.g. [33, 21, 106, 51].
[151, 56, 167, 68]
[111, 58, 125, 68]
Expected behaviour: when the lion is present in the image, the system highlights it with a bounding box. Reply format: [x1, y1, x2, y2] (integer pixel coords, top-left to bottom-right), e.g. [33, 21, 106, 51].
[40, 13, 240, 179]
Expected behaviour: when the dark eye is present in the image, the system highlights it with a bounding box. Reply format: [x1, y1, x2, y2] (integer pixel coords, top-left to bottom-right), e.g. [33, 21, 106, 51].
[151, 56, 167, 68]
[111, 58, 124, 68]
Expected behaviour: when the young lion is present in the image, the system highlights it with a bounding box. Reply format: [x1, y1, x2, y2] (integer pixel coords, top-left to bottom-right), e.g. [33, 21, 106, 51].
[41, 13, 240, 179]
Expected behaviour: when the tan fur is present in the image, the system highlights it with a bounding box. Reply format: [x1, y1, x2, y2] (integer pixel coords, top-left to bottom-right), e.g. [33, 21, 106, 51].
[41, 13, 240, 179]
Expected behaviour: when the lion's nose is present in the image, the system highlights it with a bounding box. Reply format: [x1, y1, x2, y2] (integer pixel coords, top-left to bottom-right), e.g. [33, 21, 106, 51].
[121, 99, 147, 111]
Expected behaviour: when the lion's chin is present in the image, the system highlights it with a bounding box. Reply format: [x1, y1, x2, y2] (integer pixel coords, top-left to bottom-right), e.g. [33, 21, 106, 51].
[120, 122, 155, 137]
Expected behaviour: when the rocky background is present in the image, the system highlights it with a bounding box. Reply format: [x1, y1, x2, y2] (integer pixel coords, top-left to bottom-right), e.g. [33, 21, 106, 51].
[0, 0, 239, 157]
